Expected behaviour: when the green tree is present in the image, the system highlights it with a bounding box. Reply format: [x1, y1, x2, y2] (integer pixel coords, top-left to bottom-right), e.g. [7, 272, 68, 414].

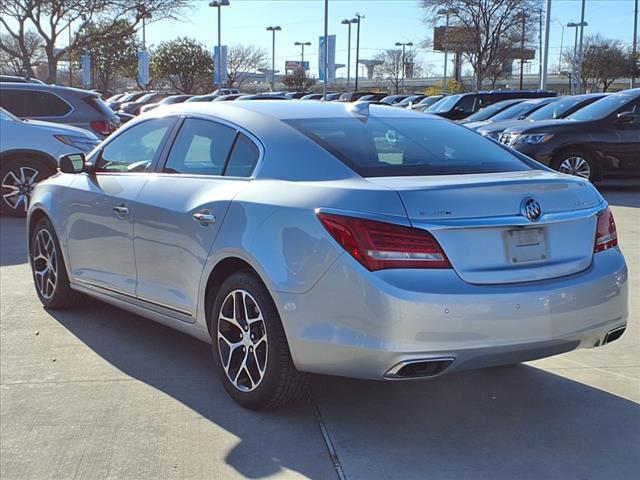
[71, 19, 139, 92]
[152, 37, 213, 93]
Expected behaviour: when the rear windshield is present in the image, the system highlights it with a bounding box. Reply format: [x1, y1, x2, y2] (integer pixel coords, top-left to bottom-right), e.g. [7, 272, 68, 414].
[286, 116, 531, 177]
[83, 96, 114, 116]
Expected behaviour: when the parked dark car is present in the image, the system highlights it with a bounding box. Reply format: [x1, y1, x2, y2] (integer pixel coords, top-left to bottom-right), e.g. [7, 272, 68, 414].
[0, 83, 118, 138]
[284, 92, 313, 99]
[236, 94, 288, 101]
[338, 91, 385, 102]
[108, 91, 146, 111]
[458, 98, 526, 124]
[140, 94, 193, 113]
[426, 90, 557, 120]
[471, 97, 562, 135]
[411, 95, 445, 111]
[0, 75, 45, 84]
[475, 94, 607, 139]
[499, 89, 640, 181]
[323, 92, 342, 101]
[358, 93, 391, 103]
[395, 94, 427, 108]
[301, 93, 325, 100]
[120, 92, 176, 115]
[379, 94, 409, 105]
[212, 94, 245, 101]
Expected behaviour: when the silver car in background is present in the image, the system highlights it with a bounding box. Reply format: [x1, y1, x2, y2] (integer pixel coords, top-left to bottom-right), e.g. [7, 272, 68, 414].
[27, 101, 628, 410]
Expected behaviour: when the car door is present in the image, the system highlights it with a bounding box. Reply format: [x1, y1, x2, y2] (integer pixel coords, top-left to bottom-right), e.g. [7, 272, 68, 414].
[612, 99, 640, 173]
[64, 117, 177, 295]
[133, 116, 261, 318]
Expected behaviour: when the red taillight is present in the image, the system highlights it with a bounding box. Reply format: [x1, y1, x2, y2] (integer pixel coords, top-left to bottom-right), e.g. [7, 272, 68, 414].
[317, 212, 451, 271]
[90, 120, 116, 135]
[594, 207, 618, 252]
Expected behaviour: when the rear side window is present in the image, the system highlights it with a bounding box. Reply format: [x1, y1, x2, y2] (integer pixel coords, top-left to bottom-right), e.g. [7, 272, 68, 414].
[286, 117, 531, 177]
[164, 118, 236, 175]
[0, 89, 72, 117]
[225, 134, 259, 177]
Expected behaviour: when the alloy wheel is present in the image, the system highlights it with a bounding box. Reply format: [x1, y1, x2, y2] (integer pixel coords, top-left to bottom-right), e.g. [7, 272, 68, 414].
[217, 289, 268, 392]
[558, 156, 591, 179]
[1, 166, 40, 212]
[32, 229, 58, 300]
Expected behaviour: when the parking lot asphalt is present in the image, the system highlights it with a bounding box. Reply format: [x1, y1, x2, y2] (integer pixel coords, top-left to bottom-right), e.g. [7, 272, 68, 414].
[1, 188, 638, 480]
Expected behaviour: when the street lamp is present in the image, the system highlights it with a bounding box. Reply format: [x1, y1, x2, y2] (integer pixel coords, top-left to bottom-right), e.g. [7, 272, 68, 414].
[552, 18, 565, 74]
[353, 13, 364, 90]
[209, 0, 230, 91]
[567, 21, 587, 94]
[394, 41, 413, 93]
[437, 8, 456, 95]
[341, 18, 357, 89]
[515, 11, 528, 90]
[294, 41, 311, 80]
[266, 26, 281, 91]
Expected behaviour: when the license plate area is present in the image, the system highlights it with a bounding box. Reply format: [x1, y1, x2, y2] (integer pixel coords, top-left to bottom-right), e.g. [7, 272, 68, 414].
[506, 228, 547, 264]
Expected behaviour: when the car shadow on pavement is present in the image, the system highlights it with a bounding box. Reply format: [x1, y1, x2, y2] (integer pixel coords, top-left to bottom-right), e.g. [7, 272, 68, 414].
[46, 298, 640, 480]
[599, 185, 640, 208]
[0, 217, 28, 266]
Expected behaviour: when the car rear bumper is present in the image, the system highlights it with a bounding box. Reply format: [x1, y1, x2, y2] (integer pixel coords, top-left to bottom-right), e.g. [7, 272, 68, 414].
[276, 247, 628, 380]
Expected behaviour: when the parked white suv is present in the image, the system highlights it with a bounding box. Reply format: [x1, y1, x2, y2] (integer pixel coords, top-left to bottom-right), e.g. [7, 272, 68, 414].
[0, 107, 99, 217]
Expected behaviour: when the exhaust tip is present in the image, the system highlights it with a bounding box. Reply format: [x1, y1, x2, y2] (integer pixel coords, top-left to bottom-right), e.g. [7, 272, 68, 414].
[604, 325, 626, 345]
[385, 357, 454, 379]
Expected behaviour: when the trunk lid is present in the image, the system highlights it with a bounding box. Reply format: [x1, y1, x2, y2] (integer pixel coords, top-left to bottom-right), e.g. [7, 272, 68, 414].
[367, 171, 604, 284]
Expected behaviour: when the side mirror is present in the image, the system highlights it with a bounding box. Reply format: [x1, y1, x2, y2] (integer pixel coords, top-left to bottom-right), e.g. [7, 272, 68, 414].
[58, 153, 86, 174]
[454, 106, 465, 112]
[616, 111, 639, 125]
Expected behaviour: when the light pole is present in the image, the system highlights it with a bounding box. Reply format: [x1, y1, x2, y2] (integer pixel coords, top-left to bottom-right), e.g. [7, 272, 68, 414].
[553, 18, 565, 74]
[266, 26, 281, 91]
[209, 0, 230, 91]
[341, 18, 357, 89]
[294, 41, 311, 80]
[567, 21, 587, 94]
[540, 0, 551, 90]
[515, 11, 528, 90]
[437, 8, 456, 95]
[395, 41, 413, 94]
[353, 13, 364, 91]
[633, 0, 638, 88]
[577, 0, 587, 94]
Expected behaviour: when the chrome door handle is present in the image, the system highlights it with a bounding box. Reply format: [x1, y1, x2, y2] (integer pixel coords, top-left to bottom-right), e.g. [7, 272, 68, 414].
[113, 205, 130, 218]
[193, 211, 216, 225]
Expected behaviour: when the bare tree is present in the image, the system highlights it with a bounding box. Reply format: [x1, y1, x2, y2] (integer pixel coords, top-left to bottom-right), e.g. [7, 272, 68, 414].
[562, 35, 629, 92]
[420, 0, 537, 91]
[374, 49, 418, 94]
[281, 69, 316, 92]
[0, 0, 193, 84]
[226, 44, 267, 89]
[0, 30, 44, 76]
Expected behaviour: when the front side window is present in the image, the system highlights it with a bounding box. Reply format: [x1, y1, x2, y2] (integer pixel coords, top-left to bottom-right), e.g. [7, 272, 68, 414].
[97, 118, 174, 172]
[287, 116, 532, 177]
[567, 94, 638, 121]
[164, 118, 236, 175]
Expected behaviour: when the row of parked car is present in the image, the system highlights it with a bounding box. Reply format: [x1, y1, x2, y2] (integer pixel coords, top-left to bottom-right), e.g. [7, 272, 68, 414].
[1, 77, 638, 217]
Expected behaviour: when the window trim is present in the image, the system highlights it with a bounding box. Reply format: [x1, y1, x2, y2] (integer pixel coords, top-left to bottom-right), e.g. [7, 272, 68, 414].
[0, 87, 74, 119]
[155, 114, 264, 179]
[89, 116, 180, 175]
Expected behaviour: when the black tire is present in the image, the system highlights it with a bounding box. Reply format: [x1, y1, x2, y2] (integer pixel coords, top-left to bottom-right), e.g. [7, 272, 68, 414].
[210, 270, 309, 410]
[30, 217, 84, 309]
[0, 157, 55, 217]
[550, 151, 598, 182]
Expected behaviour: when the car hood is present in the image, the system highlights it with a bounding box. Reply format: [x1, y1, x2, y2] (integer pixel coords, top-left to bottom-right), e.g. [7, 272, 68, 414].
[463, 120, 491, 130]
[502, 118, 580, 134]
[22, 118, 99, 139]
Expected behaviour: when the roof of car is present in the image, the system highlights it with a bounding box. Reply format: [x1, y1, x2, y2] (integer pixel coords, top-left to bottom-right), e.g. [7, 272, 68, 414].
[0, 82, 98, 97]
[168, 98, 430, 121]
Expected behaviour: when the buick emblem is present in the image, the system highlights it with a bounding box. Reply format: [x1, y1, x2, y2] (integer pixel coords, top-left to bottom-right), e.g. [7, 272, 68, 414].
[521, 198, 542, 222]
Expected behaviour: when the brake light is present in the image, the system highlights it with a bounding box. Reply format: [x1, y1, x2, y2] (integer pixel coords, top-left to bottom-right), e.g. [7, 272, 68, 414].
[594, 207, 618, 252]
[90, 120, 116, 136]
[317, 212, 451, 271]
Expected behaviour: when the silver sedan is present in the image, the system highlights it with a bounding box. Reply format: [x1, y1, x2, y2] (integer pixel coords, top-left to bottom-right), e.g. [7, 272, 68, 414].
[27, 101, 628, 410]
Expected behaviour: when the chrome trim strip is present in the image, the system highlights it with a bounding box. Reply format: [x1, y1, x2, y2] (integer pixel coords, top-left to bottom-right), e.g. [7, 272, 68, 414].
[73, 278, 193, 318]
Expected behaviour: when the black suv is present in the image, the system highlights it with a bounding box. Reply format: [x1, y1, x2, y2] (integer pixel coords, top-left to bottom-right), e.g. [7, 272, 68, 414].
[427, 90, 557, 120]
[500, 89, 640, 181]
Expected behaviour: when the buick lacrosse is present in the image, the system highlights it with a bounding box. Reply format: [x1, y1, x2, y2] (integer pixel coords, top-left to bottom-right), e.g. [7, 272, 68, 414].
[27, 101, 628, 410]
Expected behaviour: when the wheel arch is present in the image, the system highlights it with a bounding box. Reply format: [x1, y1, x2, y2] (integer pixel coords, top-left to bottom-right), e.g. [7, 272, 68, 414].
[551, 144, 601, 180]
[0, 149, 57, 170]
[203, 256, 267, 336]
